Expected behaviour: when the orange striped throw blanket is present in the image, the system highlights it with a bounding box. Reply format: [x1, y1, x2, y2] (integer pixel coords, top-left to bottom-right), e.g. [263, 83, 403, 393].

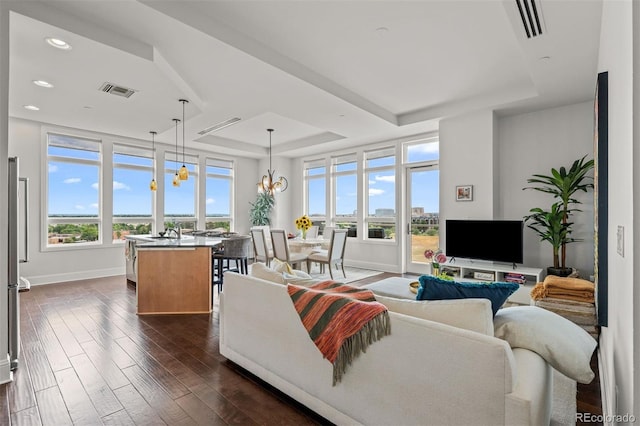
[287, 281, 391, 385]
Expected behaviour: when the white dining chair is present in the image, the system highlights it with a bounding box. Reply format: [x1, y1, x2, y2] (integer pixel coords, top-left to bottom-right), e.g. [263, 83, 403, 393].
[306, 229, 348, 279]
[270, 229, 308, 271]
[250, 228, 273, 266]
[305, 225, 319, 239]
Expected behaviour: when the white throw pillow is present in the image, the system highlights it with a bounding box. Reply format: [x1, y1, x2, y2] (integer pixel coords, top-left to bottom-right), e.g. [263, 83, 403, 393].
[250, 262, 285, 284]
[282, 270, 318, 286]
[375, 294, 494, 336]
[493, 306, 597, 384]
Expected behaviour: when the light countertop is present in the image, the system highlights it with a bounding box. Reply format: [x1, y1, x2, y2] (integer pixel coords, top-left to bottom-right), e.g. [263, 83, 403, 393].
[126, 234, 223, 248]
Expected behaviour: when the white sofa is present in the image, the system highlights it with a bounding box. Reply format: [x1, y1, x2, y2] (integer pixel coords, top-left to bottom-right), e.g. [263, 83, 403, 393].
[219, 272, 556, 425]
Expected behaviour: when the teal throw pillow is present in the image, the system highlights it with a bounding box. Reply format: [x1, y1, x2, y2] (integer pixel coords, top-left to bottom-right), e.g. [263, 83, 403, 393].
[417, 275, 519, 316]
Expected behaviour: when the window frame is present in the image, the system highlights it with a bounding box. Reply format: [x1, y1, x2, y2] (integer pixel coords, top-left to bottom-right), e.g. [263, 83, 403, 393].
[331, 153, 358, 238]
[205, 157, 234, 232]
[163, 151, 199, 229]
[364, 147, 397, 241]
[45, 132, 103, 249]
[111, 143, 155, 243]
[304, 158, 328, 228]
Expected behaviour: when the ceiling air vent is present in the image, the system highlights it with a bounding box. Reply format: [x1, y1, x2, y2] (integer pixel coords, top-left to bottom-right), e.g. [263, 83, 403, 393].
[99, 82, 136, 98]
[515, 0, 545, 38]
[198, 117, 242, 135]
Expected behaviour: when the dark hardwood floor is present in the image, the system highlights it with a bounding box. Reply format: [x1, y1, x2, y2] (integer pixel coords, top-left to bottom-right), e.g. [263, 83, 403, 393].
[0, 273, 601, 425]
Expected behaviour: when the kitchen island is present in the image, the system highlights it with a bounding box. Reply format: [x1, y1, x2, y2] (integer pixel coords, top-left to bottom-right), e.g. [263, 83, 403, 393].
[127, 235, 222, 315]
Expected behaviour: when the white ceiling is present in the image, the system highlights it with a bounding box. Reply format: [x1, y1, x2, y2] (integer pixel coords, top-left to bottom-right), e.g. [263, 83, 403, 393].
[7, 0, 602, 159]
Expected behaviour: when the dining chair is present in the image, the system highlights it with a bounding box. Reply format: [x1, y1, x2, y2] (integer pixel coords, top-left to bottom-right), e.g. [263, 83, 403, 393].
[250, 228, 273, 266]
[305, 225, 319, 239]
[270, 229, 308, 271]
[306, 229, 348, 279]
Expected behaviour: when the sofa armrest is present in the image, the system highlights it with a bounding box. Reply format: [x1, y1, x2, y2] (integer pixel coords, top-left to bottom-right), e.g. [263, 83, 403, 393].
[505, 348, 553, 425]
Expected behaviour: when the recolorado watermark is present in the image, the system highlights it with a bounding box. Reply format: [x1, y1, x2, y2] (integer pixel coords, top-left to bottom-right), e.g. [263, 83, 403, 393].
[576, 413, 636, 423]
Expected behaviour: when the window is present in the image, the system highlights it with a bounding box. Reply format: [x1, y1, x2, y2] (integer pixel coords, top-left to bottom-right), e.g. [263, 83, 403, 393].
[365, 147, 396, 240]
[332, 154, 358, 237]
[304, 159, 326, 232]
[206, 158, 233, 231]
[164, 152, 198, 232]
[405, 138, 439, 163]
[47, 133, 101, 246]
[112, 144, 154, 242]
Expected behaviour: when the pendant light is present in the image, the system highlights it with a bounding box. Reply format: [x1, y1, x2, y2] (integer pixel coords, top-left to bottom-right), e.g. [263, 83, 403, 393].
[257, 128, 288, 195]
[172, 118, 181, 187]
[178, 99, 189, 181]
[149, 131, 157, 191]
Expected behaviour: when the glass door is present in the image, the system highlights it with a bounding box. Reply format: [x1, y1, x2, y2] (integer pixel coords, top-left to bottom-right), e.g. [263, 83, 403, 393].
[406, 165, 439, 273]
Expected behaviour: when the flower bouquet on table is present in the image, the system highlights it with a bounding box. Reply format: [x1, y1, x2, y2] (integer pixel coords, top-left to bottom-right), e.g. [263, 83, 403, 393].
[295, 215, 312, 239]
[424, 248, 447, 276]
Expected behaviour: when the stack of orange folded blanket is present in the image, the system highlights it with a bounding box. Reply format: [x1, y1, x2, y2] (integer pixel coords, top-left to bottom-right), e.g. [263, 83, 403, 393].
[530, 275, 595, 303]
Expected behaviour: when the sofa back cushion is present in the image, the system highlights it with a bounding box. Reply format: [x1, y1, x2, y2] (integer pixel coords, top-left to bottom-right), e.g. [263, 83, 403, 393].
[375, 294, 494, 335]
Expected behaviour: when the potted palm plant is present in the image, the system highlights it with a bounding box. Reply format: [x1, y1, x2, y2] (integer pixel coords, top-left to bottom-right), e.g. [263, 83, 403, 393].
[249, 191, 275, 226]
[523, 155, 594, 277]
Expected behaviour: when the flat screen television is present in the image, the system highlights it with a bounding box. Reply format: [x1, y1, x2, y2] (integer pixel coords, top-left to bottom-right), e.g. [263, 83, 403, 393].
[445, 220, 524, 264]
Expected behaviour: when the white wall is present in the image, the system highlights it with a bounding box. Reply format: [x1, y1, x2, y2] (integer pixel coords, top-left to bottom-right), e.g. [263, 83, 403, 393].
[8, 117, 259, 285]
[439, 104, 595, 275]
[440, 109, 497, 225]
[497, 102, 595, 275]
[596, 0, 635, 418]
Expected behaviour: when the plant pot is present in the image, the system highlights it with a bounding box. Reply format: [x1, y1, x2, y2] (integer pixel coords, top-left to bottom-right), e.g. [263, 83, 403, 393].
[546, 266, 573, 277]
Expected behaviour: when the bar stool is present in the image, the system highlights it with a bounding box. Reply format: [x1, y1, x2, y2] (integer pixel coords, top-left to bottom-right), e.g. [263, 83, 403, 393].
[212, 235, 251, 293]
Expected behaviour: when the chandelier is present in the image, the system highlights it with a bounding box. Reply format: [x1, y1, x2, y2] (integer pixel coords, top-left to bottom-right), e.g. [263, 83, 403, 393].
[257, 128, 288, 195]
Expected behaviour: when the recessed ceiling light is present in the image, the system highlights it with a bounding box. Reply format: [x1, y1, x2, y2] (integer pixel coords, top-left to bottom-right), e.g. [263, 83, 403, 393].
[32, 80, 54, 88]
[539, 56, 551, 61]
[375, 27, 389, 33]
[45, 37, 72, 50]
[23, 105, 40, 111]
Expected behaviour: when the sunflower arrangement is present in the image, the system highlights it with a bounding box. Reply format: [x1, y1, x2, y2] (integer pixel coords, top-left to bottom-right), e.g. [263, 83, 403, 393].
[295, 215, 312, 239]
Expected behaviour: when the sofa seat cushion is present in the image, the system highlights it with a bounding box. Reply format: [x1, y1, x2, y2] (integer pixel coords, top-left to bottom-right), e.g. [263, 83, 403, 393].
[494, 306, 597, 383]
[418, 275, 519, 316]
[375, 294, 494, 335]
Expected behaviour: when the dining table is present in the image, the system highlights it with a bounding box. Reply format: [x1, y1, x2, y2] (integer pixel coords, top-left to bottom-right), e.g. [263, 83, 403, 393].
[287, 237, 326, 255]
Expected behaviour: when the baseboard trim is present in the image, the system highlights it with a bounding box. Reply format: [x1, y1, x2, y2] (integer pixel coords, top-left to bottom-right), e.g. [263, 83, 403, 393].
[0, 354, 13, 384]
[598, 344, 614, 424]
[344, 260, 400, 273]
[25, 268, 124, 286]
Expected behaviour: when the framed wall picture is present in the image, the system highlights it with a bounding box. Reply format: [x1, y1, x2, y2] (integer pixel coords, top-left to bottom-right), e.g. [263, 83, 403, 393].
[456, 185, 473, 201]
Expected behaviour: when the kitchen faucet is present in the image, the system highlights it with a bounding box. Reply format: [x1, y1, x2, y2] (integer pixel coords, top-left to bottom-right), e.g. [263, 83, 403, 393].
[165, 224, 182, 239]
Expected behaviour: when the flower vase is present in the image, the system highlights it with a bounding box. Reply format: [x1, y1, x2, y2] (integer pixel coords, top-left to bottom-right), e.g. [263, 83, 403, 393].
[432, 263, 439, 276]
[301, 229, 307, 240]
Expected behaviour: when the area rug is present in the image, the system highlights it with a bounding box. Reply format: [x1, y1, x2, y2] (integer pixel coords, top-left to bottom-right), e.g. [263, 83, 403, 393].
[308, 266, 383, 284]
[551, 368, 577, 425]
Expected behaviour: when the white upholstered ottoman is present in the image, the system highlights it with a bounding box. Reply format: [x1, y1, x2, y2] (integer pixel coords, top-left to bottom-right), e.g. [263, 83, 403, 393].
[362, 277, 418, 300]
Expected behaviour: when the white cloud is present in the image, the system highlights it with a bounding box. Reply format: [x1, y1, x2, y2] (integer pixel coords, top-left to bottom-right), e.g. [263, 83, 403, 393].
[113, 181, 131, 191]
[408, 143, 439, 154]
[375, 175, 395, 183]
[90, 203, 99, 209]
[368, 180, 376, 185]
[64, 178, 81, 184]
[75, 204, 85, 210]
[369, 188, 385, 196]
[206, 198, 215, 205]
[49, 164, 58, 173]
[91, 182, 99, 190]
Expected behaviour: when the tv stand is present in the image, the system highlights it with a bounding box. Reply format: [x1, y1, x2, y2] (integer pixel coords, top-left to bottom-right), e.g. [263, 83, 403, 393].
[440, 259, 544, 305]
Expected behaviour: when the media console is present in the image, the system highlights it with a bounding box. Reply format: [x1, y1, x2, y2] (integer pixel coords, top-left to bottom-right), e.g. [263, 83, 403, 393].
[439, 259, 544, 305]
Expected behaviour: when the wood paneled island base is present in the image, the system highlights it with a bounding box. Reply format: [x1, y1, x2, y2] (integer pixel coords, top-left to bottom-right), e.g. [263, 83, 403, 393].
[137, 247, 212, 314]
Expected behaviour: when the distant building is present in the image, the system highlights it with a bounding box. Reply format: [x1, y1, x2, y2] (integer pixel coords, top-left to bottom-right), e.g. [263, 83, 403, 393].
[375, 208, 395, 216]
[411, 207, 424, 216]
